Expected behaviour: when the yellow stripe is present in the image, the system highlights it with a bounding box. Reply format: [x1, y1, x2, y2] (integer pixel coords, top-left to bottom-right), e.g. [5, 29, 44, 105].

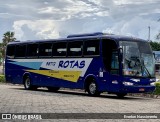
[26, 70, 81, 82]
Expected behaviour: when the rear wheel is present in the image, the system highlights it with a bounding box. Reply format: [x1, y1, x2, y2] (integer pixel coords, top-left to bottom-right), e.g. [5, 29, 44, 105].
[24, 76, 37, 90]
[47, 87, 60, 92]
[87, 80, 100, 96]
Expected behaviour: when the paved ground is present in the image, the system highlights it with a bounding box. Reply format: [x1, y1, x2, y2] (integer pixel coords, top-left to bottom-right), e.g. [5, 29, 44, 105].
[0, 84, 160, 122]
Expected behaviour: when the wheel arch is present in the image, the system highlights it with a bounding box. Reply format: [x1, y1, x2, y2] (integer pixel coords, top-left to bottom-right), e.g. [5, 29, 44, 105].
[84, 74, 98, 91]
[23, 72, 31, 84]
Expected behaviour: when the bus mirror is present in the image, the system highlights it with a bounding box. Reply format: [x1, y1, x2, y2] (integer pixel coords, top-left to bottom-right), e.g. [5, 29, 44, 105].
[153, 52, 155, 59]
[118, 48, 123, 61]
[119, 48, 123, 54]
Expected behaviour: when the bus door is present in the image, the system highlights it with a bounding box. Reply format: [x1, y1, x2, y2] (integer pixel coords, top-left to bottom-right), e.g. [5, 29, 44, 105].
[102, 39, 120, 92]
[109, 50, 121, 92]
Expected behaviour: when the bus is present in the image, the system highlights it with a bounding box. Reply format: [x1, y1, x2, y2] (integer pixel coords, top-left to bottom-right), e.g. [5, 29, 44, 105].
[5, 32, 156, 97]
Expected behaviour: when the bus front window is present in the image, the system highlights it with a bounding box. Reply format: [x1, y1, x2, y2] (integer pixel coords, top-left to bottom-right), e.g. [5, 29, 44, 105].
[120, 41, 155, 78]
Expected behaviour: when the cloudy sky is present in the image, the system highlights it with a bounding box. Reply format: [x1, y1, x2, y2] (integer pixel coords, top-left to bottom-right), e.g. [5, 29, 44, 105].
[0, 0, 160, 42]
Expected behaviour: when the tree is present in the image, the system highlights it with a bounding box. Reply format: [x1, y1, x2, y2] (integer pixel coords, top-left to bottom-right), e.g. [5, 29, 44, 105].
[1, 31, 16, 59]
[2, 31, 16, 45]
[150, 41, 160, 51]
[0, 31, 16, 74]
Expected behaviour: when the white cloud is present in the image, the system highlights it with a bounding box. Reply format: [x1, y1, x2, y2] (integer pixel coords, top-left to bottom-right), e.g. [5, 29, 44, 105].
[0, 0, 160, 41]
[88, 0, 102, 5]
[94, 11, 109, 16]
[44, 2, 48, 5]
[38, 7, 60, 14]
[13, 20, 60, 40]
[114, 0, 159, 5]
[38, 0, 102, 20]
[12, 16, 160, 41]
[103, 17, 160, 40]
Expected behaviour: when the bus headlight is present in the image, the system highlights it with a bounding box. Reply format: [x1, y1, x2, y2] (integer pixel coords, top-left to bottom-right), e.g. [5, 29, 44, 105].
[123, 81, 134, 86]
[150, 82, 155, 86]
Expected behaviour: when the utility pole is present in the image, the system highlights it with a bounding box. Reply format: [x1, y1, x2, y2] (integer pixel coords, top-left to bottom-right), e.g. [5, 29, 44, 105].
[148, 26, 150, 41]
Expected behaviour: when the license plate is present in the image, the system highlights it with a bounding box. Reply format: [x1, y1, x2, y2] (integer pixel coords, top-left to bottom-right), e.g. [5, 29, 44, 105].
[139, 88, 145, 91]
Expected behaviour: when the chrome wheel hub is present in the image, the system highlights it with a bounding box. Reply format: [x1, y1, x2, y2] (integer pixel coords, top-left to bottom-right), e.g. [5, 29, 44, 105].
[89, 82, 96, 94]
[25, 78, 30, 89]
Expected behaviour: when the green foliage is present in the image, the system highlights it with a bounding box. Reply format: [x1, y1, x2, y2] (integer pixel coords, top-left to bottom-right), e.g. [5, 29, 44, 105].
[0, 31, 16, 67]
[0, 75, 5, 83]
[2, 31, 16, 46]
[150, 41, 160, 51]
[0, 31, 16, 59]
[153, 82, 160, 95]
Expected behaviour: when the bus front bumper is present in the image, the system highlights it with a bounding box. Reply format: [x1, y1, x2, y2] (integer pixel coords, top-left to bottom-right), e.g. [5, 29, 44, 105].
[120, 85, 155, 93]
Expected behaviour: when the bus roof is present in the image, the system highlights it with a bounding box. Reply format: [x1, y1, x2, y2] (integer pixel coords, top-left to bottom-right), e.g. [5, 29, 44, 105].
[8, 32, 147, 45]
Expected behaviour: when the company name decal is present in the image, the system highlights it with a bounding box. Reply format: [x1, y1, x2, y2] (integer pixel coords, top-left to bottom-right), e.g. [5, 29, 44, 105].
[58, 60, 85, 69]
[46, 62, 56, 66]
[45, 60, 85, 69]
[8, 58, 93, 82]
[26, 70, 81, 82]
[41, 59, 92, 74]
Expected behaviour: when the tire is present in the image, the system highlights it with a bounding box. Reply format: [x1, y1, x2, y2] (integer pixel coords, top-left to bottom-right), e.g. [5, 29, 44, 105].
[87, 80, 100, 96]
[116, 93, 127, 98]
[47, 87, 60, 92]
[24, 76, 37, 90]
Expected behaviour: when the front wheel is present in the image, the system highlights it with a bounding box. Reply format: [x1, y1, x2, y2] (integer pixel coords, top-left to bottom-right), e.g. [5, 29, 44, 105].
[87, 81, 100, 96]
[116, 93, 127, 98]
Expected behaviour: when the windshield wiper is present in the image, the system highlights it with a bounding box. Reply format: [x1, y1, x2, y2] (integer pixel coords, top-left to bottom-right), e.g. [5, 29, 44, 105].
[141, 60, 151, 78]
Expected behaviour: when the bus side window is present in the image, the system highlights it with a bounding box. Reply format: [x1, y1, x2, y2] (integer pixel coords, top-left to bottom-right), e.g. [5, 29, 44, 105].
[6, 45, 15, 58]
[27, 44, 39, 58]
[39, 43, 52, 57]
[15, 45, 27, 58]
[68, 41, 83, 57]
[52, 42, 67, 57]
[84, 40, 99, 56]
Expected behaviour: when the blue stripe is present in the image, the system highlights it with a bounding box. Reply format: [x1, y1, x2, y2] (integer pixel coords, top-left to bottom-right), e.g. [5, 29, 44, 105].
[9, 62, 42, 70]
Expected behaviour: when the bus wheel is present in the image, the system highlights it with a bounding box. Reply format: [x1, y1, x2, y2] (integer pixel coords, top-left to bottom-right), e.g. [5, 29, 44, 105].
[47, 87, 60, 92]
[24, 76, 36, 90]
[116, 93, 127, 98]
[87, 81, 100, 96]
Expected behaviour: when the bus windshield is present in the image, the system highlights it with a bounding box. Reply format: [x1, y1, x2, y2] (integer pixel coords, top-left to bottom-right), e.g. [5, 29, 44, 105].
[120, 41, 155, 78]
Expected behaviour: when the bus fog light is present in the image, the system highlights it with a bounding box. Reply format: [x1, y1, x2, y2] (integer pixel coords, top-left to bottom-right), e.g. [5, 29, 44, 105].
[123, 82, 133, 86]
[150, 82, 155, 86]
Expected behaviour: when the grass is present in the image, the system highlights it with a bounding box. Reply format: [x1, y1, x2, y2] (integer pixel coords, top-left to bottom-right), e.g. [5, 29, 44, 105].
[153, 82, 160, 95]
[0, 75, 5, 83]
[153, 75, 160, 95]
